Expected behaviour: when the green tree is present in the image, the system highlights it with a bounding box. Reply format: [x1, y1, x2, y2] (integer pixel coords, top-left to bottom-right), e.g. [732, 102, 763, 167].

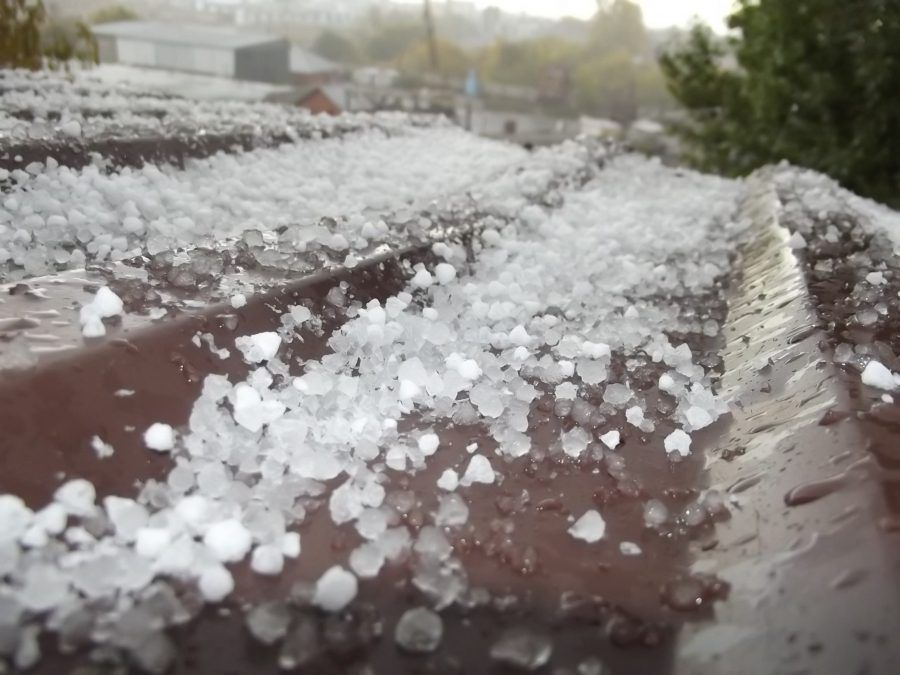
[573, 0, 667, 123]
[398, 38, 470, 79]
[480, 37, 579, 87]
[1, 0, 46, 70]
[588, 0, 649, 59]
[661, 0, 900, 202]
[575, 50, 641, 122]
[1, 0, 97, 70]
[42, 16, 98, 66]
[313, 29, 360, 64]
[365, 22, 423, 63]
[90, 5, 138, 24]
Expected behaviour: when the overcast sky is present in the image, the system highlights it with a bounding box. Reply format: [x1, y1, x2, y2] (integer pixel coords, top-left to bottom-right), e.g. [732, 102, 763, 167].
[420, 1, 735, 30]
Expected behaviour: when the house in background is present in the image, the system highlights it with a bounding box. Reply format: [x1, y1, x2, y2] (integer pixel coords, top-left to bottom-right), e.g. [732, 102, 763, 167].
[267, 84, 371, 116]
[92, 21, 290, 84]
[289, 46, 345, 87]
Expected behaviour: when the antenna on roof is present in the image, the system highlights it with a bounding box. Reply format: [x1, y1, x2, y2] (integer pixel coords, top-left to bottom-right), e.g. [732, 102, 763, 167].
[423, 0, 439, 72]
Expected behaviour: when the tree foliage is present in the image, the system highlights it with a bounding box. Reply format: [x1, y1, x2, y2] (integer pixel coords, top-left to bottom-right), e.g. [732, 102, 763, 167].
[365, 22, 423, 63]
[574, 0, 669, 123]
[398, 38, 470, 79]
[587, 0, 649, 59]
[1, 0, 97, 70]
[661, 0, 900, 202]
[313, 29, 360, 65]
[1, 0, 47, 70]
[316, 0, 671, 121]
[90, 5, 138, 24]
[479, 37, 580, 87]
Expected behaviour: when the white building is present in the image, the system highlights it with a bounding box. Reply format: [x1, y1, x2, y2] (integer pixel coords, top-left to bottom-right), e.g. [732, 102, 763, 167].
[92, 21, 290, 84]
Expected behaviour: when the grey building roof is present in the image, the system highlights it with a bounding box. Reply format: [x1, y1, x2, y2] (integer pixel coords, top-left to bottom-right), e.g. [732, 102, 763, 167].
[289, 46, 341, 75]
[92, 21, 285, 50]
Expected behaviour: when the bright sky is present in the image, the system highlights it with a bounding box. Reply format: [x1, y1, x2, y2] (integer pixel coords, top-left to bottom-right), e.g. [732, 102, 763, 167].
[426, 1, 735, 31]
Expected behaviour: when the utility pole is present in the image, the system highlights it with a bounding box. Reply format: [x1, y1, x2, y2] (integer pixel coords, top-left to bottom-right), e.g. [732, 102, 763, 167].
[423, 0, 439, 73]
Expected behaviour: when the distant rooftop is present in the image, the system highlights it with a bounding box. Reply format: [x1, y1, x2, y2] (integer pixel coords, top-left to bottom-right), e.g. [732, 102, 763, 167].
[89, 64, 296, 102]
[92, 21, 285, 50]
[289, 46, 341, 75]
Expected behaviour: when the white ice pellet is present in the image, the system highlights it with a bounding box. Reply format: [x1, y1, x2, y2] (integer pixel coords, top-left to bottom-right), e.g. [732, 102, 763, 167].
[0, 495, 32, 543]
[59, 119, 82, 137]
[103, 496, 148, 542]
[435, 494, 469, 527]
[600, 430, 620, 449]
[561, 427, 590, 457]
[290, 305, 312, 323]
[79, 286, 124, 337]
[568, 510, 606, 543]
[235, 331, 281, 363]
[508, 325, 531, 346]
[460, 454, 495, 486]
[313, 566, 358, 612]
[175, 495, 210, 531]
[90, 435, 114, 459]
[620, 541, 642, 556]
[866, 271, 886, 285]
[411, 268, 433, 288]
[85, 286, 124, 317]
[398, 379, 421, 399]
[395, 607, 444, 653]
[33, 503, 66, 536]
[684, 405, 714, 430]
[232, 383, 286, 432]
[80, 314, 106, 338]
[199, 565, 234, 603]
[53, 479, 96, 517]
[861, 360, 897, 391]
[250, 545, 284, 575]
[203, 519, 252, 563]
[664, 429, 692, 457]
[282, 532, 302, 558]
[658, 373, 677, 393]
[434, 262, 457, 285]
[417, 433, 440, 456]
[437, 469, 459, 491]
[625, 406, 644, 427]
[349, 543, 385, 578]
[143, 423, 175, 452]
[230, 293, 247, 309]
[581, 341, 611, 359]
[788, 231, 807, 249]
[135, 527, 172, 558]
[456, 359, 482, 381]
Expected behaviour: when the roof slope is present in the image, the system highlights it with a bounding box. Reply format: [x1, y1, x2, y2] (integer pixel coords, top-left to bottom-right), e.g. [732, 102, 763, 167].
[91, 20, 284, 50]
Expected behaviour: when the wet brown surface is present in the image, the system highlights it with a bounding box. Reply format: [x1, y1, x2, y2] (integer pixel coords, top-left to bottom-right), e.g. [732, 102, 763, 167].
[671, 179, 900, 675]
[1, 156, 899, 675]
[0, 132, 290, 173]
[0, 214, 735, 673]
[3, 237, 725, 674]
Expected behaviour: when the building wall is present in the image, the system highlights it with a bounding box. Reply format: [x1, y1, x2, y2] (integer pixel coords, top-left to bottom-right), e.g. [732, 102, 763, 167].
[96, 35, 118, 64]
[234, 41, 290, 84]
[107, 38, 237, 79]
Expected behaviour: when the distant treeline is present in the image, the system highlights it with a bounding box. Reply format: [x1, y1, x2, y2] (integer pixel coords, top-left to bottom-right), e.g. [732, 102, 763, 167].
[312, 0, 675, 123]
